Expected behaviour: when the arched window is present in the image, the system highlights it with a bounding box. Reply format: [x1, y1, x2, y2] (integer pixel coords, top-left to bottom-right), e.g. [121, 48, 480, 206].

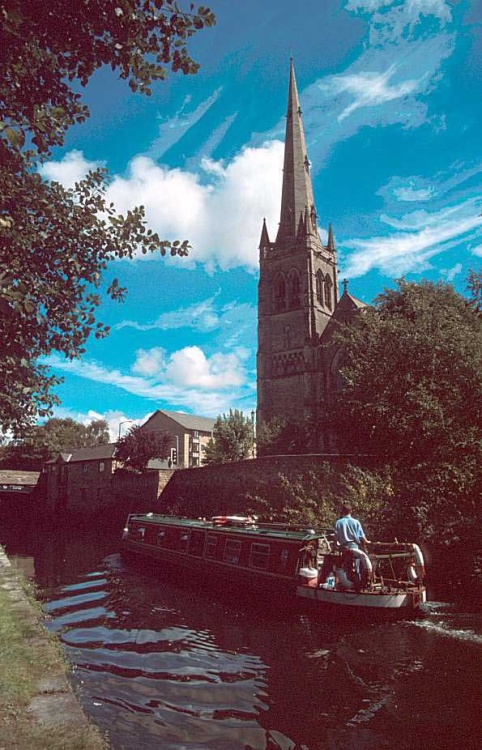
[316, 270, 324, 304]
[324, 273, 333, 311]
[274, 273, 286, 312]
[288, 269, 300, 308]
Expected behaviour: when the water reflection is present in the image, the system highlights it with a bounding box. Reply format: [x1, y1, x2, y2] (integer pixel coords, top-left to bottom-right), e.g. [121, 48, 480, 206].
[2, 526, 482, 750]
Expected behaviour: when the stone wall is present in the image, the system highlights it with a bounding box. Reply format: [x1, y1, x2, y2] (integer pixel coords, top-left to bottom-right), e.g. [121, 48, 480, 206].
[156, 454, 371, 518]
[44, 467, 174, 528]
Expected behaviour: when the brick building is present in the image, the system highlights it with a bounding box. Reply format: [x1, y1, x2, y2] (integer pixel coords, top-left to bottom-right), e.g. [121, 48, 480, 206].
[140, 409, 215, 468]
[257, 61, 367, 448]
[45, 443, 120, 513]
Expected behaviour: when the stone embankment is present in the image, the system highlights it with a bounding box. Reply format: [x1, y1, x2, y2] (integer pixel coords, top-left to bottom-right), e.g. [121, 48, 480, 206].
[0, 545, 107, 748]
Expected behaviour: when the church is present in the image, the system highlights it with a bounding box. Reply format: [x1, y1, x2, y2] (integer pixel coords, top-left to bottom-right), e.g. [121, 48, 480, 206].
[256, 61, 367, 450]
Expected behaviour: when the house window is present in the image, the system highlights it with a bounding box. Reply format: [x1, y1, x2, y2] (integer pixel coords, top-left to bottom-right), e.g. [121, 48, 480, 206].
[249, 543, 270, 570]
[224, 539, 242, 565]
[179, 531, 190, 552]
[82, 463, 88, 474]
[205, 534, 218, 559]
[99, 461, 105, 472]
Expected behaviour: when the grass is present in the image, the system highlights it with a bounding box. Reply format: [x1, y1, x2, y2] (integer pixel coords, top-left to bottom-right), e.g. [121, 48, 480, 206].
[0, 574, 108, 749]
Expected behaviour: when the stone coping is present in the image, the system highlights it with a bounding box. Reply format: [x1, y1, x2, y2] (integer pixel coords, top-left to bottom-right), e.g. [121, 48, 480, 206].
[0, 545, 92, 729]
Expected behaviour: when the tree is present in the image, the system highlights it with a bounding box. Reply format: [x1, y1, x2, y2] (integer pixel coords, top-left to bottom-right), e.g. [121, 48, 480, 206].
[256, 416, 320, 457]
[330, 278, 482, 467]
[0, 1, 215, 434]
[467, 268, 482, 312]
[203, 410, 255, 465]
[328, 278, 482, 573]
[115, 425, 170, 471]
[0, 417, 110, 470]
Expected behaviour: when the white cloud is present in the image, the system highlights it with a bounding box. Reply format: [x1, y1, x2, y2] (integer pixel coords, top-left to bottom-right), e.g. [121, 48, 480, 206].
[322, 65, 423, 122]
[393, 185, 435, 202]
[148, 88, 224, 161]
[131, 347, 167, 377]
[341, 199, 482, 278]
[345, 0, 451, 23]
[39, 150, 102, 188]
[44, 141, 283, 273]
[115, 296, 256, 353]
[116, 295, 222, 333]
[471, 244, 482, 258]
[256, 0, 455, 171]
[440, 263, 463, 282]
[45, 342, 254, 417]
[345, 0, 395, 11]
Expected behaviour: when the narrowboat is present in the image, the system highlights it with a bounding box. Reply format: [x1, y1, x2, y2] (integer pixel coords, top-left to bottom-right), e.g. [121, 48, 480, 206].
[121, 513, 427, 613]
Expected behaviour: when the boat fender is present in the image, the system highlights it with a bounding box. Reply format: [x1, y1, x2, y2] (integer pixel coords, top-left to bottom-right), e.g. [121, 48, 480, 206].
[407, 564, 419, 583]
[411, 543, 425, 580]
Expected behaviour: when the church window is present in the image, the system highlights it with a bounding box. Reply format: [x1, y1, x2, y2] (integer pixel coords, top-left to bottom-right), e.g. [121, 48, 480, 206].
[283, 325, 291, 349]
[274, 273, 286, 312]
[316, 270, 324, 304]
[324, 273, 333, 310]
[288, 269, 300, 308]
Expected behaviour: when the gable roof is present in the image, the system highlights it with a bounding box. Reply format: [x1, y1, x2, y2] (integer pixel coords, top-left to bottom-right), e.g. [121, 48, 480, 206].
[143, 410, 215, 433]
[336, 290, 369, 311]
[46, 443, 118, 464]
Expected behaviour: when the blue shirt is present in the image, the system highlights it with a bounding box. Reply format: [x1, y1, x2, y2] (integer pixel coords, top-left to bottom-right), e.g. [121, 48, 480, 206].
[334, 515, 365, 549]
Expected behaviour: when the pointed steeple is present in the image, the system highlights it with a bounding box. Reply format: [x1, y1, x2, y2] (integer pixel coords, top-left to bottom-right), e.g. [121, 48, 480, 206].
[258, 218, 270, 248]
[276, 59, 317, 244]
[327, 222, 335, 252]
[297, 211, 306, 239]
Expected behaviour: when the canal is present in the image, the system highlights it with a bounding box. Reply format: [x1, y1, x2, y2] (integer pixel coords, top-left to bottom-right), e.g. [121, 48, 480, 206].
[1, 523, 481, 750]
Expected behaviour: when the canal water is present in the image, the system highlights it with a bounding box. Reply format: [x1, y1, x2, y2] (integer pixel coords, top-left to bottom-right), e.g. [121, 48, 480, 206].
[1, 524, 481, 750]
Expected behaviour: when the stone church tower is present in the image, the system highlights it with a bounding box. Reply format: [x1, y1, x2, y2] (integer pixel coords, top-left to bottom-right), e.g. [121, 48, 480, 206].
[257, 60, 341, 440]
[256, 61, 367, 448]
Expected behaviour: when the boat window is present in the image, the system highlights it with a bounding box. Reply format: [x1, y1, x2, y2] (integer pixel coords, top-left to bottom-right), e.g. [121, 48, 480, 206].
[224, 539, 242, 565]
[279, 548, 290, 570]
[179, 531, 190, 552]
[250, 542, 270, 569]
[157, 530, 166, 546]
[189, 530, 205, 556]
[204, 534, 218, 559]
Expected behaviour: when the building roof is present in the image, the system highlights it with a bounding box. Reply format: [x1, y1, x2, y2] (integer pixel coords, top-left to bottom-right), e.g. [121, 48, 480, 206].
[145, 410, 215, 433]
[46, 443, 118, 464]
[0, 470, 40, 486]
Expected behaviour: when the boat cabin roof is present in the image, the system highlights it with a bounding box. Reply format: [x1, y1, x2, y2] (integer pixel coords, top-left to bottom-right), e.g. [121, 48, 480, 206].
[127, 513, 331, 542]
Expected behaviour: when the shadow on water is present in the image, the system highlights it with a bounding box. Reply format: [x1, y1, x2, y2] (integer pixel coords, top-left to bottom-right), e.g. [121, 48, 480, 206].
[1, 523, 482, 750]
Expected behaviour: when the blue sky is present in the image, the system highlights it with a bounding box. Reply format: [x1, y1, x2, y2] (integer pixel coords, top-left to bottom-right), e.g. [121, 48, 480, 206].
[40, 0, 482, 439]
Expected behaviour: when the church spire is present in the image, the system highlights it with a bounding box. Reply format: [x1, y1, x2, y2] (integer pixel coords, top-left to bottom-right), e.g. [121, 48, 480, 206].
[276, 59, 317, 244]
[258, 217, 270, 249]
[327, 222, 335, 252]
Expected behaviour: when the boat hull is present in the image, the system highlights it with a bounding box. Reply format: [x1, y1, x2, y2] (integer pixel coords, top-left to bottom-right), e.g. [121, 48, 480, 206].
[120, 514, 427, 615]
[297, 584, 426, 610]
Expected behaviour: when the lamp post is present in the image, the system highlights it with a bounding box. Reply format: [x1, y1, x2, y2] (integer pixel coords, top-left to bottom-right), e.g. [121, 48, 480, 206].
[118, 419, 133, 441]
